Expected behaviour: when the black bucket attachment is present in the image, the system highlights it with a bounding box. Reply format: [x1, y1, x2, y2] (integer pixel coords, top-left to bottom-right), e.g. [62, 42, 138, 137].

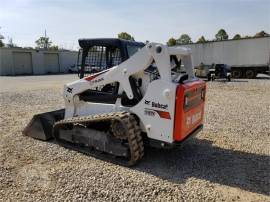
[23, 109, 65, 141]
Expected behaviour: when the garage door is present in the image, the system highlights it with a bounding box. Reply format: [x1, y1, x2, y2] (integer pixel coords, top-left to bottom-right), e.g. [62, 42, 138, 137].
[44, 53, 59, 73]
[13, 52, 33, 75]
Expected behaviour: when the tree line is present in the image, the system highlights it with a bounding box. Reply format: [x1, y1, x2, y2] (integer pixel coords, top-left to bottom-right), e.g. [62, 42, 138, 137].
[0, 32, 134, 49]
[0, 31, 136, 49]
[0, 30, 269, 49]
[116, 30, 270, 46]
[166, 29, 270, 46]
[0, 30, 60, 50]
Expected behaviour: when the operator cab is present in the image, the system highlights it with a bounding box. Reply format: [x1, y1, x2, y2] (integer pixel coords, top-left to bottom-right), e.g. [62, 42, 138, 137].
[78, 38, 145, 79]
[77, 38, 145, 105]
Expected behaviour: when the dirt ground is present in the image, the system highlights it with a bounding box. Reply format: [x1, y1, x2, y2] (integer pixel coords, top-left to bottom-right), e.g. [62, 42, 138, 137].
[0, 75, 269, 201]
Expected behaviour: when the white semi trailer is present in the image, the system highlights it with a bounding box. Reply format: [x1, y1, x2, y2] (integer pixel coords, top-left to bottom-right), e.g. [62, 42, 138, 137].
[180, 37, 270, 78]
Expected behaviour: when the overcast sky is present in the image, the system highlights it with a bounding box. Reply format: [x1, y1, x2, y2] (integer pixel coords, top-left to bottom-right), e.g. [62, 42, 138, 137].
[0, 0, 269, 50]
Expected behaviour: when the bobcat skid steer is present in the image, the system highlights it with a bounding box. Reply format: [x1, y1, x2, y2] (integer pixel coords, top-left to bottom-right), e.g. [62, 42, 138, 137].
[23, 38, 206, 166]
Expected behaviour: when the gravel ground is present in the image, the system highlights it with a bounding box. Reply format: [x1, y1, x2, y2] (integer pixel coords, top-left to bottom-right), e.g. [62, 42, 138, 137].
[0, 75, 269, 201]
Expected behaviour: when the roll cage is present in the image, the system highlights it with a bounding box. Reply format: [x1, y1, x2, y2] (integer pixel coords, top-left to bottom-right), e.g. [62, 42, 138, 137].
[78, 38, 145, 79]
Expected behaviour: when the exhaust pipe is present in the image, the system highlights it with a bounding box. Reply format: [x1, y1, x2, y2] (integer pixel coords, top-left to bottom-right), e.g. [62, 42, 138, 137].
[23, 109, 65, 141]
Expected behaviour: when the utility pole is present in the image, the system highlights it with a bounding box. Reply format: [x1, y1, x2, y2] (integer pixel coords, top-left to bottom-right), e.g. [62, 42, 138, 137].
[44, 29, 48, 49]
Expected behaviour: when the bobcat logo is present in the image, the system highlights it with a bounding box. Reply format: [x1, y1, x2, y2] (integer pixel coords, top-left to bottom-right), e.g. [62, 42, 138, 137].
[145, 100, 151, 105]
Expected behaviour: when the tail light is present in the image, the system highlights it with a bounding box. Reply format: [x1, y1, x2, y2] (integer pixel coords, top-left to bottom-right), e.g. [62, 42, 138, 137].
[183, 86, 205, 111]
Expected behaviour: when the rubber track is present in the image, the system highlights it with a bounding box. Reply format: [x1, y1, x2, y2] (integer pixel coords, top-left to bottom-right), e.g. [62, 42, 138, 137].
[53, 111, 144, 166]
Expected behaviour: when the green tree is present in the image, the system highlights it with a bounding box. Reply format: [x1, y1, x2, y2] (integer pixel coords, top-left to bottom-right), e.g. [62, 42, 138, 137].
[176, 34, 192, 44]
[243, 35, 252, 39]
[215, 29, 229, 41]
[167, 37, 177, 46]
[0, 39, 4, 47]
[35, 36, 52, 49]
[117, 32, 135, 41]
[254, 31, 270, 38]
[49, 45, 59, 51]
[197, 36, 206, 43]
[233, 34, 241, 40]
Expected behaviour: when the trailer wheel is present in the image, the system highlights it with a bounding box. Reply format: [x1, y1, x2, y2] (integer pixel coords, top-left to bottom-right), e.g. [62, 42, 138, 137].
[245, 70, 256, 79]
[232, 70, 242, 78]
[227, 75, 231, 82]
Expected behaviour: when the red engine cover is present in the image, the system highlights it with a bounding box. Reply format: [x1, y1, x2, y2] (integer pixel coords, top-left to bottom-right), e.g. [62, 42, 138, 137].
[173, 80, 206, 141]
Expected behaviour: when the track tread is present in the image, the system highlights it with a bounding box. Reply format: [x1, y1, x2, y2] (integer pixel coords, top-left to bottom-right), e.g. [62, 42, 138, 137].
[53, 111, 144, 166]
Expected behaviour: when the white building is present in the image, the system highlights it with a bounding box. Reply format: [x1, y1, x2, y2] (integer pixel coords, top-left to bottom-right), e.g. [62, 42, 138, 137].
[0, 48, 78, 76]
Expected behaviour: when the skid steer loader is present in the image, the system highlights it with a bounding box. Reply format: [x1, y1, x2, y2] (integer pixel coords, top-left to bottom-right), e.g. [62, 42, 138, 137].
[23, 38, 206, 166]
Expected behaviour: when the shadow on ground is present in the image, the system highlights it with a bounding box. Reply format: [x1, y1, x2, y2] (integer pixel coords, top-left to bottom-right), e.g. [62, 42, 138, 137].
[136, 138, 270, 196]
[27, 131, 269, 196]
